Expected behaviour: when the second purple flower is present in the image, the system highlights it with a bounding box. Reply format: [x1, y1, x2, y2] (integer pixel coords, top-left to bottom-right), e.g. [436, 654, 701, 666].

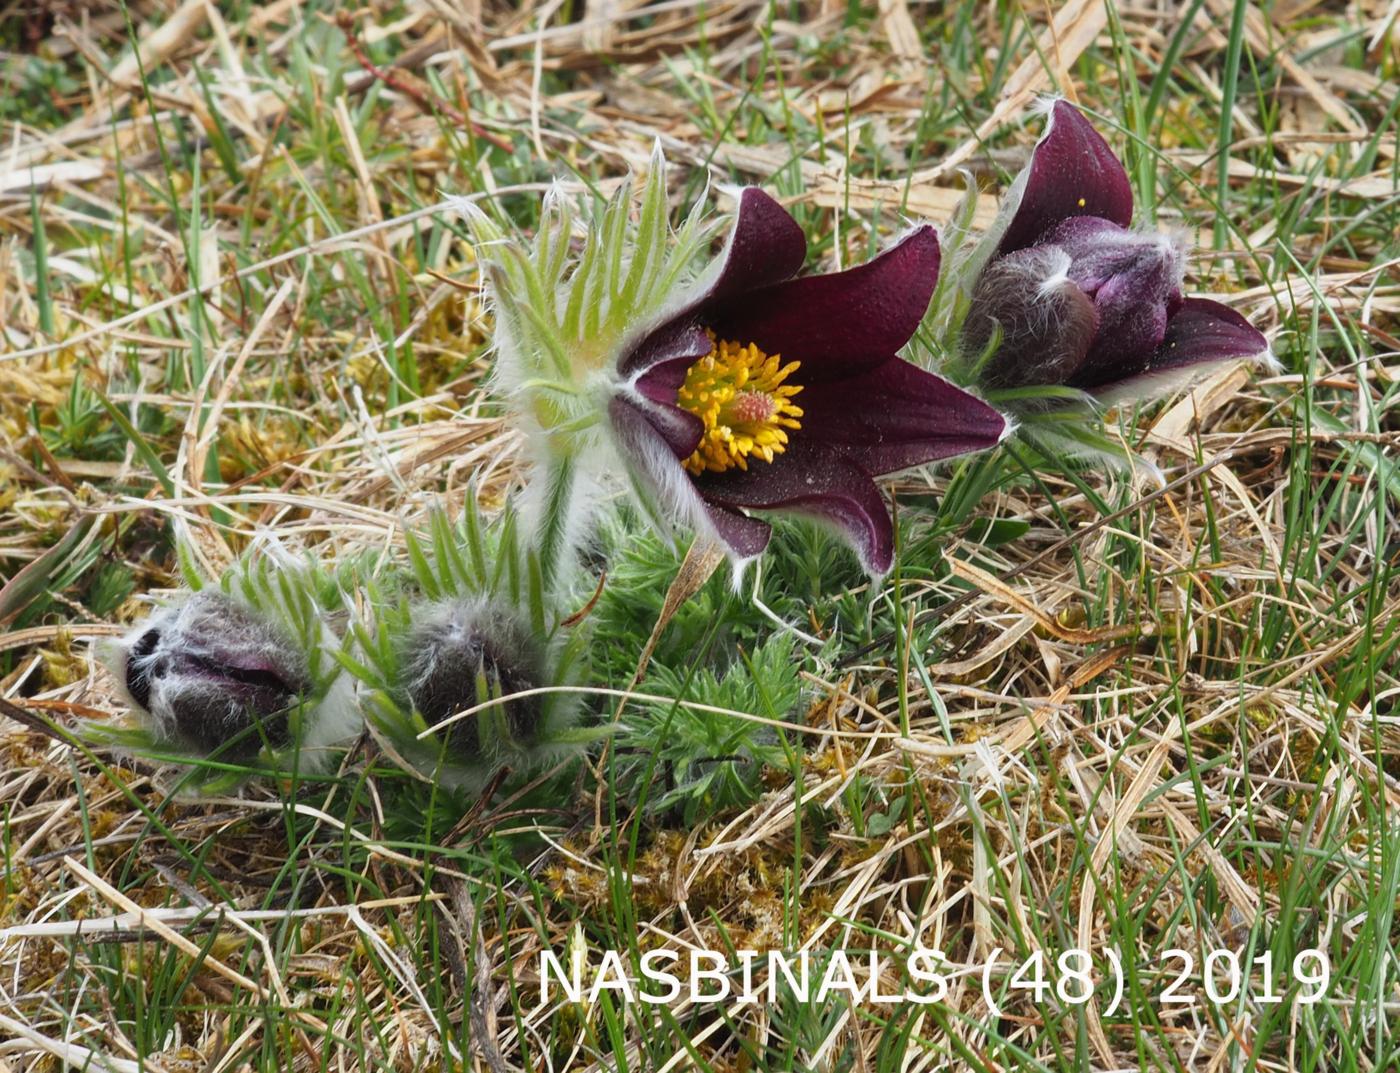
[958, 100, 1274, 404]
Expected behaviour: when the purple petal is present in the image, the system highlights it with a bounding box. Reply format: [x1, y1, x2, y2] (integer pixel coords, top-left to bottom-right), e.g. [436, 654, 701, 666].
[630, 323, 714, 401]
[706, 225, 941, 384]
[706, 188, 809, 306]
[964, 245, 1099, 389]
[608, 395, 770, 560]
[619, 189, 805, 379]
[703, 503, 773, 561]
[695, 442, 896, 574]
[610, 391, 703, 459]
[799, 358, 1008, 474]
[1090, 298, 1271, 401]
[997, 101, 1134, 256]
[1035, 217, 1183, 391]
[1155, 299, 1270, 368]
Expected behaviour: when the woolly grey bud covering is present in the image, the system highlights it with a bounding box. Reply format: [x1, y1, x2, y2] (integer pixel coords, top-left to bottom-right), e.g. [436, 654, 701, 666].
[399, 598, 545, 768]
[114, 590, 312, 761]
[963, 246, 1098, 390]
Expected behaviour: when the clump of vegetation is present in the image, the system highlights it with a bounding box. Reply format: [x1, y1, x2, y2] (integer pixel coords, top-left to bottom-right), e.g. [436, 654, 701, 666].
[615, 631, 802, 824]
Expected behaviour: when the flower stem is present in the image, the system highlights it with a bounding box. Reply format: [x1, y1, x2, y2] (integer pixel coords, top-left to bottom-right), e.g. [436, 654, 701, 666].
[534, 458, 577, 592]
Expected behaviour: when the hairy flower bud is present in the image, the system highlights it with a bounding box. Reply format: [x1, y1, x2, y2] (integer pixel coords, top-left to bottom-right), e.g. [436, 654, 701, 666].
[401, 599, 543, 763]
[115, 590, 313, 761]
[963, 246, 1097, 390]
[966, 223, 1187, 393]
[344, 507, 596, 793]
[1046, 217, 1184, 387]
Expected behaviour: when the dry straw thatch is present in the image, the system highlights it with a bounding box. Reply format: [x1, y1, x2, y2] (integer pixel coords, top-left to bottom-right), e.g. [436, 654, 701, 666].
[2, 1, 1398, 1070]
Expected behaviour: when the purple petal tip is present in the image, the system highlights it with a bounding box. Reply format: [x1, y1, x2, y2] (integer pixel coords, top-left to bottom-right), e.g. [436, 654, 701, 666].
[1091, 298, 1273, 401]
[997, 100, 1134, 256]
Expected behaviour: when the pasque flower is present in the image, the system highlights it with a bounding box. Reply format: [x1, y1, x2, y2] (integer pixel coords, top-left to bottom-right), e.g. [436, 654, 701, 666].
[960, 100, 1273, 403]
[99, 559, 357, 778]
[466, 151, 1008, 578]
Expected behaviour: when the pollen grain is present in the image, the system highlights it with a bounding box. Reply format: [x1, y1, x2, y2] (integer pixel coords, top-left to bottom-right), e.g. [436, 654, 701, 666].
[676, 333, 804, 475]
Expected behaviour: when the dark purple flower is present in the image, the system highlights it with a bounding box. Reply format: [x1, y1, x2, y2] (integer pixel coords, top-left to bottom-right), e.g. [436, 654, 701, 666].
[612, 189, 1008, 574]
[964, 100, 1272, 402]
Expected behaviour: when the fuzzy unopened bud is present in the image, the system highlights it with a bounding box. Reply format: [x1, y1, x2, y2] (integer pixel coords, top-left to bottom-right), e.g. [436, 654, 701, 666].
[116, 590, 312, 760]
[1045, 217, 1184, 386]
[401, 600, 543, 762]
[964, 246, 1097, 390]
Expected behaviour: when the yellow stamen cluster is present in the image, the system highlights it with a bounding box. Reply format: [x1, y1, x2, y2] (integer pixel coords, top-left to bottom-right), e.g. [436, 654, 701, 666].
[676, 334, 804, 475]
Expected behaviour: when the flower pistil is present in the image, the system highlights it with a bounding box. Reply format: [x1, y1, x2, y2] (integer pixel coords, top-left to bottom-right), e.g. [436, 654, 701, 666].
[677, 333, 804, 475]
